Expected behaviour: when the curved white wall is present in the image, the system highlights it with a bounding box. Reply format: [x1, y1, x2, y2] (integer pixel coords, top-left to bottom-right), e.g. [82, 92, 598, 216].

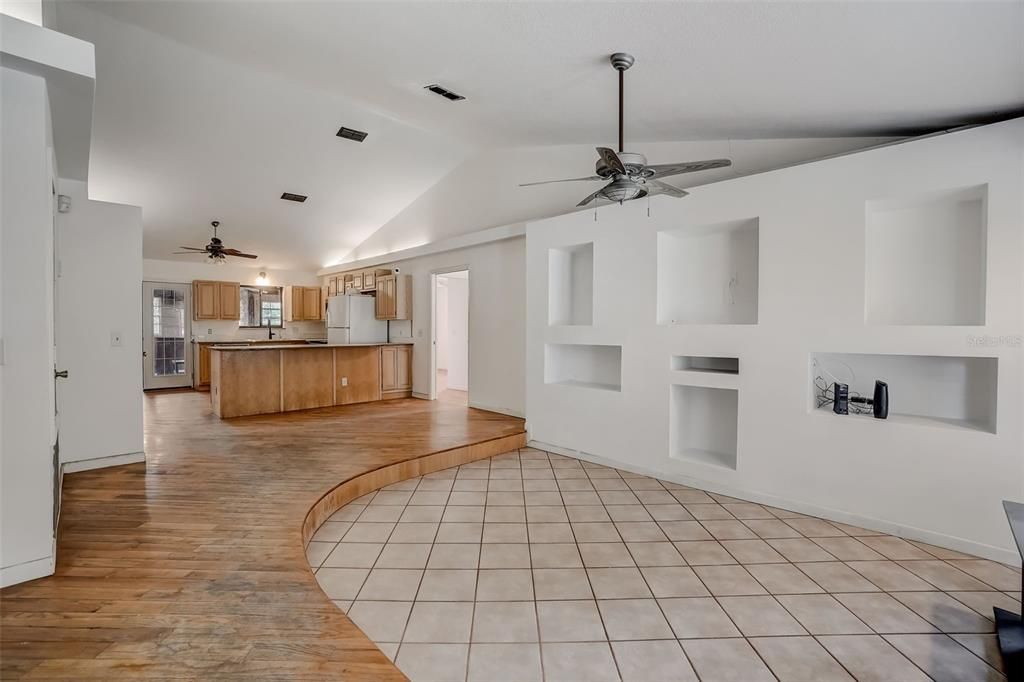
[526, 119, 1024, 562]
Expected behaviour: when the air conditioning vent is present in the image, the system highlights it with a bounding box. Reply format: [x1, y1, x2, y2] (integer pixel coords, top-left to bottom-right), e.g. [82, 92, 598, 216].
[424, 84, 466, 101]
[336, 126, 368, 142]
[280, 192, 308, 203]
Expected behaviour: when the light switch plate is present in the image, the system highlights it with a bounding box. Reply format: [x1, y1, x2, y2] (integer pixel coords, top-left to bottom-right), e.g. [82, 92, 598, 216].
[341, 377, 348, 387]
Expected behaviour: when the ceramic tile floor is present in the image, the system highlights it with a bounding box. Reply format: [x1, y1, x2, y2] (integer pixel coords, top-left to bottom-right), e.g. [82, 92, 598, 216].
[308, 447, 1020, 682]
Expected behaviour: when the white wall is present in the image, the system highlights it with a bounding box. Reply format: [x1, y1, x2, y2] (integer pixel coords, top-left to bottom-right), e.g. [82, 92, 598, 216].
[526, 119, 1024, 563]
[1, 66, 56, 585]
[444, 274, 469, 391]
[435, 280, 449, 371]
[326, 238, 526, 417]
[143, 258, 326, 341]
[55, 179, 144, 467]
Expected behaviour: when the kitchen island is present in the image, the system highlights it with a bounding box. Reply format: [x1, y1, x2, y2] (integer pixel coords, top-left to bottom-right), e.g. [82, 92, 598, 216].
[209, 342, 412, 418]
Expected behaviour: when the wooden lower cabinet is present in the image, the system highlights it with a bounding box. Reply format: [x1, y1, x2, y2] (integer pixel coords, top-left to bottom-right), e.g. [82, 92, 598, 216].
[195, 344, 211, 388]
[381, 345, 413, 398]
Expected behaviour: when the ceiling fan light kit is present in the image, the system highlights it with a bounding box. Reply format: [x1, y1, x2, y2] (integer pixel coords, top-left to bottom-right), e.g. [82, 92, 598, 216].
[520, 52, 732, 207]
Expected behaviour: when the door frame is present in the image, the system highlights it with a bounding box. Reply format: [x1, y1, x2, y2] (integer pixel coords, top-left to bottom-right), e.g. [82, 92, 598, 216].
[142, 281, 193, 390]
[430, 265, 470, 401]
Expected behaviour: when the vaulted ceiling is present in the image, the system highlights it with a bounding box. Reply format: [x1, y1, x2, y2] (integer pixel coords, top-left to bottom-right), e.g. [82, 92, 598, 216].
[53, 1, 1024, 270]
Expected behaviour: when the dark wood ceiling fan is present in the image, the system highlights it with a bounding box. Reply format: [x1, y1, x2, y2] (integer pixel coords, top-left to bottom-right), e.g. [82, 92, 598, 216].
[174, 221, 258, 262]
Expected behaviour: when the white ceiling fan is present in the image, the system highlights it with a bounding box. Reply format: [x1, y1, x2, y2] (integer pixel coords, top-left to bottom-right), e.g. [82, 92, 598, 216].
[521, 53, 732, 207]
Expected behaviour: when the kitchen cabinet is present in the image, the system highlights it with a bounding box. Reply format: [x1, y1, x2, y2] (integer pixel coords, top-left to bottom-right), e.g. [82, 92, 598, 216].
[352, 272, 363, 290]
[193, 280, 241, 320]
[302, 286, 322, 321]
[375, 274, 412, 321]
[284, 286, 323, 321]
[328, 277, 338, 297]
[219, 282, 240, 320]
[196, 344, 211, 387]
[363, 270, 375, 291]
[380, 344, 412, 397]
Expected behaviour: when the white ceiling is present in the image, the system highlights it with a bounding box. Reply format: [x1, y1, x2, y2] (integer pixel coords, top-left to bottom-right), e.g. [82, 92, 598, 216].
[53, 1, 1024, 270]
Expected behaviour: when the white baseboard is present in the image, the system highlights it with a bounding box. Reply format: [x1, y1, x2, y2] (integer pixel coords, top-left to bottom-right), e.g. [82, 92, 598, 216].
[529, 439, 1020, 566]
[412, 392, 430, 400]
[1, 554, 54, 588]
[62, 451, 146, 474]
[469, 401, 525, 419]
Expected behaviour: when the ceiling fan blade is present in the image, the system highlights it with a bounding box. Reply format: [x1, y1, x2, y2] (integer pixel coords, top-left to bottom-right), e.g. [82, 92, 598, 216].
[596, 147, 626, 175]
[646, 179, 689, 198]
[177, 246, 208, 251]
[576, 186, 607, 207]
[221, 249, 258, 259]
[520, 175, 604, 187]
[646, 159, 732, 179]
[173, 251, 204, 255]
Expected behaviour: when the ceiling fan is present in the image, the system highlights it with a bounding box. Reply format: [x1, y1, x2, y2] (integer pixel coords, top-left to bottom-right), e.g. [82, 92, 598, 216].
[174, 221, 258, 263]
[520, 53, 732, 207]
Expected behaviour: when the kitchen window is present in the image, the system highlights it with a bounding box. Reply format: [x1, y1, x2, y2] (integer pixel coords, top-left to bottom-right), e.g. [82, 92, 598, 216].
[240, 286, 283, 328]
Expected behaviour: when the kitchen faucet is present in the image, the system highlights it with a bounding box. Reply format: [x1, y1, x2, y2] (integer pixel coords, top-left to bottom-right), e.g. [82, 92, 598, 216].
[266, 318, 276, 340]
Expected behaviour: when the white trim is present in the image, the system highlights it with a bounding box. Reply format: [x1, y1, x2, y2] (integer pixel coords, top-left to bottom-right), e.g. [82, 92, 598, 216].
[318, 223, 525, 276]
[412, 391, 431, 400]
[470, 401, 525, 419]
[62, 451, 145, 474]
[529, 439, 1019, 565]
[1, 554, 54, 588]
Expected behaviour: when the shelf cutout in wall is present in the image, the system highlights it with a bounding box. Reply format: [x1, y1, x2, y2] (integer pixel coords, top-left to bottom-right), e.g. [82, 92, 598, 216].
[548, 242, 594, 326]
[671, 355, 739, 374]
[670, 385, 738, 470]
[865, 184, 987, 325]
[544, 343, 621, 392]
[657, 217, 758, 325]
[810, 352, 997, 433]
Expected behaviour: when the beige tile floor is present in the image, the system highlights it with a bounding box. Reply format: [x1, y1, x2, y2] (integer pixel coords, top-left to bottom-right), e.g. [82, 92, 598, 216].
[308, 447, 1020, 682]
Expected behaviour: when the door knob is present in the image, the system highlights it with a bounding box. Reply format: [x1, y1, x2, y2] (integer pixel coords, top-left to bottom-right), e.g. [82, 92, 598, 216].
[54, 369, 69, 379]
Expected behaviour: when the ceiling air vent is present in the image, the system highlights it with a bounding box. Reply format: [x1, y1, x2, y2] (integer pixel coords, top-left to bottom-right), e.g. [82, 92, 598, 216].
[280, 192, 307, 203]
[424, 84, 465, 102]
[336, 126, 368, 142]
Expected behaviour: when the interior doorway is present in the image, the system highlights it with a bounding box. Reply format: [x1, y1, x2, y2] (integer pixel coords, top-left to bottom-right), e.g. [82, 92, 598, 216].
[142, 282, 192, 390]
[433, 269, 469, 405]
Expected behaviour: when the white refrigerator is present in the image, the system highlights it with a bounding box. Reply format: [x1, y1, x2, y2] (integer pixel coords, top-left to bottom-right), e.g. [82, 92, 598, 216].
[326, 293, 388, 344]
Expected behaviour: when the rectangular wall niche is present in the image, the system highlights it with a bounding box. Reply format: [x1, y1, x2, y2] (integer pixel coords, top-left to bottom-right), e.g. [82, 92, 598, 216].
[544, 343, 621, 392]
[670, 384, 739, 470]
[865, 184, 987, 325]
[657, 218, 759, 325]
[548, 242, 594, 326]
[671, 355, 739, 374]
[810, 352, 998, 433]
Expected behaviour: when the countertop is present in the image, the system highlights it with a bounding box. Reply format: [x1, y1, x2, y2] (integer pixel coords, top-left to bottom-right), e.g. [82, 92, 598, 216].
[209, 341, 414, 351]
[194, 338, 324, 345]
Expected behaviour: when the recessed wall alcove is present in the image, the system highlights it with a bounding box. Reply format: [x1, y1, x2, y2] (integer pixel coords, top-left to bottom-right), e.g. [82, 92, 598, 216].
[669, 384, 739, 470]
[544, 343, 621, 392]
[865, 184, 987, 325]
[810, 352, 998, 433]
[657, 217, 759, 325]
[548, 242, 594, 326]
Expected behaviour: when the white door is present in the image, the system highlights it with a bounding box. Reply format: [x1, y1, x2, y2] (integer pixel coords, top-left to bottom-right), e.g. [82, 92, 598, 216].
[142, 282, 192, 389]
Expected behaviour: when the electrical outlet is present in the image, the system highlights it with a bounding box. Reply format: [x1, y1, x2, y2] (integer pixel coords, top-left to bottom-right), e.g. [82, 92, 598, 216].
[341, 377, 348, 387]
[207, 328, 213, 334]
[110, 332, 123, 347]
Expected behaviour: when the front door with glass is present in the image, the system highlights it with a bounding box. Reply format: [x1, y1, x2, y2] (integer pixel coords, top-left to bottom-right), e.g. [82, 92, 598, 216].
[143, 282, 192, 389]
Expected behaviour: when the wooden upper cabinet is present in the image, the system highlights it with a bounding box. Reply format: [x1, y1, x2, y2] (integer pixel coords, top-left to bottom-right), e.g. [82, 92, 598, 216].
[363, 270, 375, 291]
[352, 272, 363, 290]
[193, 280, 240, 320]
[219, 282, 240, 320]
[375, 274, 411, 321]
[193, 281, 220, 320]
[327, 277, 338, 297]
[302, 287, 322, 321]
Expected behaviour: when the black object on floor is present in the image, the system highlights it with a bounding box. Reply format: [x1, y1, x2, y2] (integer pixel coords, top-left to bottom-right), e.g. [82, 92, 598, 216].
[997, 500, 1024, 681]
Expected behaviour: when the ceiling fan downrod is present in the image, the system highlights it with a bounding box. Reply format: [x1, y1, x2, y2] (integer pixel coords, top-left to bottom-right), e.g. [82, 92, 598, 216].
[610, 52, 634, 153]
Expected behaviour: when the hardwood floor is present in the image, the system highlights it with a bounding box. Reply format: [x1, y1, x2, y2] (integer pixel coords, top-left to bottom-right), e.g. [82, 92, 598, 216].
[0, 391, 526, 679]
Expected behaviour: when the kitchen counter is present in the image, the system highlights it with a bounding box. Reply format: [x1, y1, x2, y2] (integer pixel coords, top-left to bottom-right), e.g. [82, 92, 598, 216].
[209, 342, 412, 418]
[209, 341, 413, 351]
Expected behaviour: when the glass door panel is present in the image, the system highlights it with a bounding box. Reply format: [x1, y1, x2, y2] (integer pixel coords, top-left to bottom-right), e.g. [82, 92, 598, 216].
[143, 282, 192, 389]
